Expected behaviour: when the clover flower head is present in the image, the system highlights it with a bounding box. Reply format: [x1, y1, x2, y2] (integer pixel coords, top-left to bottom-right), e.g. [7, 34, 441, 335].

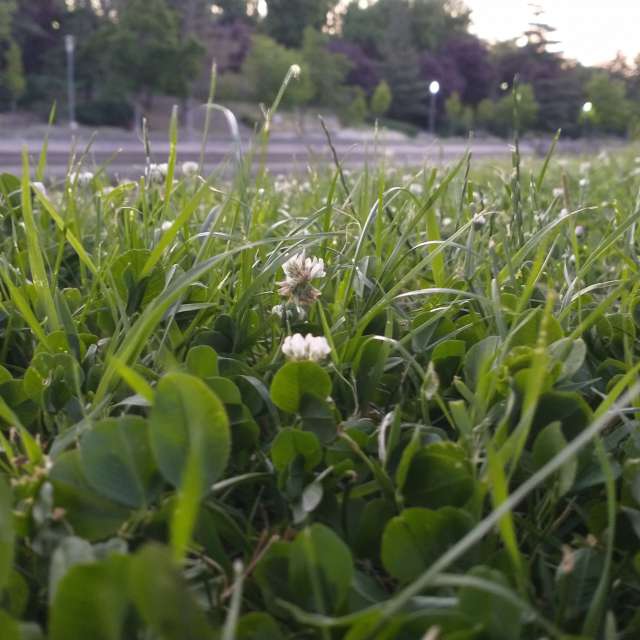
[290, 64, 302, 79]
[73, 171, 94, 186]
[182, 161, 199, 177]
[149, 163, 169, 183]
[575, 225, 586, 238]
[278, 252, 325, 305]
[472, 212, 486, 229]
[282, 333, 331, 362]
[552, 187, 563, 198]
[579, 178, 589, 188]
[32, 181, 47, 197]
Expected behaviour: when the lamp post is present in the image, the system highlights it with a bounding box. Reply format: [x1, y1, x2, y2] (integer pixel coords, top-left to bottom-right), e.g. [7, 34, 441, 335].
[64, 35, 77, 130]
[429, 80, 440, 136]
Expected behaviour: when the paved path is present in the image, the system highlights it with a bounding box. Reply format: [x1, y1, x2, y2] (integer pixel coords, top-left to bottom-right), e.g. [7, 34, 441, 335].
[0, 132, 596, 179]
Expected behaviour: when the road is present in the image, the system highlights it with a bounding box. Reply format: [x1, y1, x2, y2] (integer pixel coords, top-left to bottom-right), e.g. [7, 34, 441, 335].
[0, 132, 603, 179]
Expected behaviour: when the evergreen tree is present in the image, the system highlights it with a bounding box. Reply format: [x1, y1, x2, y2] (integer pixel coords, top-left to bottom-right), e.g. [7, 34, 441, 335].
[264, 0, 337, 48]
[380, 6, 428, 124]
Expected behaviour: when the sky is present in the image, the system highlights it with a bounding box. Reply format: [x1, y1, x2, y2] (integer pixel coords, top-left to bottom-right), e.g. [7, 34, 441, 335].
[464, 0, 640, 66]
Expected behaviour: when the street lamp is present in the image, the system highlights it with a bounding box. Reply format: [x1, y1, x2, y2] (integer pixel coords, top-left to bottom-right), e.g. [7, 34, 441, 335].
[582, 101, 593, 114]
[64, 35, 77, 130]
[429, 80, 440, 135]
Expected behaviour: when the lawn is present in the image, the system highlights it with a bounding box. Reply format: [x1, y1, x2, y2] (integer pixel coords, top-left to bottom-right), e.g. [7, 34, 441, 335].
[1, 113, 640, 639]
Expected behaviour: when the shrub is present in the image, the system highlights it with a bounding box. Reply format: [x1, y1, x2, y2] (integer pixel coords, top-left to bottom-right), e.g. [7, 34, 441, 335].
[242, 35, 314, 108]
[76, 98, 134, 128]
[370, 80, 392, 118]
[341, 87, 368, 126]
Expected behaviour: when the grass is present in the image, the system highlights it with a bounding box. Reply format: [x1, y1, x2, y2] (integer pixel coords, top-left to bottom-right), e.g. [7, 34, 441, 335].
[1, 80, 640, 639]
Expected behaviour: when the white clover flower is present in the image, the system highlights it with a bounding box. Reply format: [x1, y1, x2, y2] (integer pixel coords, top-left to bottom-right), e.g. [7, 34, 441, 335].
[282, 252, 325, 282]
[73, 170, 94, 186]
[579, 161, 591, 174]
[409, 183, 423, 195]
[575, 225, 586, 238]
[560, 208, 569, 218]
[278, 252, 325, 305]
[282, 333, 331, 362]
[161, 221, 173, 232]
[472, 213, 486, 229]
[32, 181, 47, 197]
[149, 163, 169, 183]
[442, 217, 453, 228]
[552, 187, 563, 198]
[579, 178, 589, 188]
[182, 161, 199, 177]
[271, 304, 285, 319]
[290, 64, 302, 79]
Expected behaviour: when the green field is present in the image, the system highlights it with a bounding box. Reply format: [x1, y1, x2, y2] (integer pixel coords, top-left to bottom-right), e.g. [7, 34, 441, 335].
[1, 118, 640, 640]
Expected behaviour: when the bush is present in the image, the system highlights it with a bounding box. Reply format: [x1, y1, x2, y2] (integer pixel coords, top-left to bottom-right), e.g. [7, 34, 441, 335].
[341, 87, 368, 126]
[76, 98, 134, 128]
[476, 84, 538, 137]
[242, 35, 314, 108]
[445, 91, 473, 135]
[370, 80, 392, 118]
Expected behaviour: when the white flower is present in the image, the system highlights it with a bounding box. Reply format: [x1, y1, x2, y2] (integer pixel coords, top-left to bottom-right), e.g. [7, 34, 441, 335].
[579, 161, 591, 174]
[575, 225, 586, 238]
[161, 221, 173, 232]
[442, 217, 453, 228]
[282, 252, 325, 282]
[73, 171, 94, 186]
[32, 181, 47, 197]
[149, 163, 168, 183]
[560, 208, 569, 217]
[290, 64, 301, 79]
[409, 183, 423, 195]
[278, 252, 325, 305]
[552, 187, 563, 198]
[271, 304, 285, 319]
[182, 161, 199, 177]
[579, 178, 589, 188]
[282, 333, 331, 362]
[472, 213, 486, 229]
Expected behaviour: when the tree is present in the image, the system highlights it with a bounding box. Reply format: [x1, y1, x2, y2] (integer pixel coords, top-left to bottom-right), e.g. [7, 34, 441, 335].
[264, 0, 336, 48]
[445, 91, 472, 135]
[301, 27, 351, 107]
[242, 35, 313, 108]
[3, 39, 25, 110]
[380, 5, 428, 123]
[0, 0, 25, 110]
[586, 72, 632, 135]
[410, 0, 471, 50]
[370, 80, 392, 118]
[108, 0, 204, 111]
[342, 87, 368, 125]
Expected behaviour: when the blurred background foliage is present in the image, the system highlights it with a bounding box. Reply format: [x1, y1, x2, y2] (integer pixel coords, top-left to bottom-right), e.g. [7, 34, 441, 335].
[0, 0, 639, 136]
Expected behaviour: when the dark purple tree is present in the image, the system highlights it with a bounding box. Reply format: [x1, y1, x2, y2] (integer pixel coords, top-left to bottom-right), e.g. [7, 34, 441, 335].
[441, 34, 494, 105]
[327, 39, 381, 95]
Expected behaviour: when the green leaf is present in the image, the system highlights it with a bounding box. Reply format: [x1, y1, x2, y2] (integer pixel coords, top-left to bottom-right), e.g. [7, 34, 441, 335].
[271, 428, 322, 472]
[0, 478, 14, 591]
[458, 566, 523, 640]
[381, 507, 475, 583]
[548, 337, 587, 382]
[49, 555, 130, 640]
[80, 416, 161, 508]
[236, 613, 284, 640]
[186, 345, 219, 378]
[0, 611, 20, 640]
[353, 337, 389, 406]
[463, 335, 500, 390]
[289, 524, 354, 613]
[299, 393, 337, 442]
[48, 537, 95, 605]
[149, 372, 231, 490]
[401, 441, 474, 508]
[129, 545, 214, 640]
[532, 421, 576, 496]
[270, 361, 332, 413]
[49, 451, 131, 540]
